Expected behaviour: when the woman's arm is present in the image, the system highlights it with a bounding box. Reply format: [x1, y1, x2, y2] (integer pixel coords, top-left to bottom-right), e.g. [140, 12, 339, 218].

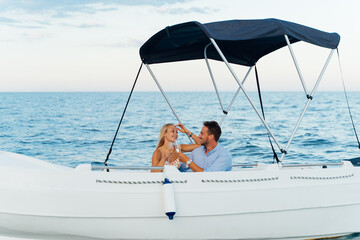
[151, 149, 165, 172]
[188, 132, 201, 145]
[180, 143, 200, 152]
[176, 124, 201, 152]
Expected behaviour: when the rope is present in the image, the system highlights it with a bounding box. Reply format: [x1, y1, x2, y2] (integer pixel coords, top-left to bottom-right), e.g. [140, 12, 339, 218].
[336, 49, 360, 149]
[255, 66, 280, 163]
[104, 62, 143, 166]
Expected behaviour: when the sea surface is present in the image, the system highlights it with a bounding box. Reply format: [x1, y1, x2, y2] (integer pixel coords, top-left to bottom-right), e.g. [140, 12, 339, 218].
[1, 91, 360, 240]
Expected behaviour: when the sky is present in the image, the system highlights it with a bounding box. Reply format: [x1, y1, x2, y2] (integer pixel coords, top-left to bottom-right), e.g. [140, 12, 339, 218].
[0, 0, 359, 92]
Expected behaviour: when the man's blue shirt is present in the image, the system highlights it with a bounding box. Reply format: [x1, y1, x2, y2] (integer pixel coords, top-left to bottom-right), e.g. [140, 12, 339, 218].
[182, 144, 232, 172]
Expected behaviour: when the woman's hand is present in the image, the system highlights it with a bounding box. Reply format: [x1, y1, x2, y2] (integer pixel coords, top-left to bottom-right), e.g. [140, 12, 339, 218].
[177, 152, 190, 163]
[177, 152, 204, 172]
[164, 147, 173, 160]
[176, 123, 190, 135]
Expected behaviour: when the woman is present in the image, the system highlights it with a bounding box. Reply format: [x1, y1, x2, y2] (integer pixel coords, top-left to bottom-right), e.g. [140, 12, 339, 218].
[151, 123, 200, 172]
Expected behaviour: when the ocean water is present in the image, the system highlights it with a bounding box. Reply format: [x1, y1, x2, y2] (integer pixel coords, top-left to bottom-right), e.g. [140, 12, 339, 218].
[1, 92, 360, 167]
[1, 91, 360, 239]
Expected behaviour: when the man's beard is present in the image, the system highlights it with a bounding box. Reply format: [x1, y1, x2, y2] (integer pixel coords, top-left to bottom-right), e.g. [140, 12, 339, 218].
[201, 139, 208, 146]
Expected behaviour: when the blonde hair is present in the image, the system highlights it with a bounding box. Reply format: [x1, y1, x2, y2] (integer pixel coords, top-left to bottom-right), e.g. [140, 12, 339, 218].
[157, 123, 174, 148]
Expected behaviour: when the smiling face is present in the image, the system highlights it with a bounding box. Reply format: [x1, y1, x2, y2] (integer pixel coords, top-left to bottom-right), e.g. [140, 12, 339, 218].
[199, 126, 212, 146]
[165, 124, 178, 143]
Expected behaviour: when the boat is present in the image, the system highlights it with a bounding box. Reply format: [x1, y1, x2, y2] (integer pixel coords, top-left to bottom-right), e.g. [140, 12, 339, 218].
[1, 18, 360, 240]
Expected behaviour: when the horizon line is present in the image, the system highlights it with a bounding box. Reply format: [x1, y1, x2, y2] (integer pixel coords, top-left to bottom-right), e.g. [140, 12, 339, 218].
[0, 90, 358, 93]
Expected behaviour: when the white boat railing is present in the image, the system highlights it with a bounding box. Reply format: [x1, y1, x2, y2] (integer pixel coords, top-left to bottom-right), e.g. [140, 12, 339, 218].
[282, 163, 343, 168]
[92, 166, 164, 170]
[91, 163, 343, 171]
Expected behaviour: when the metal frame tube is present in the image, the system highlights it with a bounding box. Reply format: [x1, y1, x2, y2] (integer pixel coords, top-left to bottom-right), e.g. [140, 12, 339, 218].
[145, 64, 193, 143]
[219, 66, 253, 125]
[204, 42, 225, 112]
[285, 35, 309, 97]
[210, 38, 283, 151]
[310, 49, 335, 96]
[203, 42, 253, 125]
[145, 64, 182, 123]
[279, 49, 335, 161]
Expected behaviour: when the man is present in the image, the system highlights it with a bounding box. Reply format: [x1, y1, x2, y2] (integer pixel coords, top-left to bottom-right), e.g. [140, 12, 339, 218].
[178, 121, 232, 172]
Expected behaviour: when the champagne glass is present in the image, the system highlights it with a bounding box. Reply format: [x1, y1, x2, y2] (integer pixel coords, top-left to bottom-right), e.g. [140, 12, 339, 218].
[174, 140, 181, 153]
[167, 142, 174, 155]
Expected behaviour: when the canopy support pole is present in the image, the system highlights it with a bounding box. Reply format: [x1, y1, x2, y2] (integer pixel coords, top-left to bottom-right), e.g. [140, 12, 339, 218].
[145, 64, 193, 143]
[279, 49, 335, 161]
[219, 67, 253, 125]
[204, 42, 226, 113]
[284, 35, 310, 98]
[203, 42, 253, 125]
[104, 62, 143, 166]
[337, 49, 360, 149]
[209, 38, 284, 153]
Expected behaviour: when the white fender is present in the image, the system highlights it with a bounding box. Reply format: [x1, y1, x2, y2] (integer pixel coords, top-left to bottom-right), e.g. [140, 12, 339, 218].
[162, 178, 176, 220]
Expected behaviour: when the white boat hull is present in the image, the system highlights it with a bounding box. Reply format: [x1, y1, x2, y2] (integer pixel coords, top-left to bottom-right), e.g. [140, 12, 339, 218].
[0, 151, 359, 239]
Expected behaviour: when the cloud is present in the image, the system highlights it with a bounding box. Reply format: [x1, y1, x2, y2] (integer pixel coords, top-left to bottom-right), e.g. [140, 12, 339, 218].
[22, 32, 51, 41]
[10, 24, 45, 29]
[155, 6, 218, 15]
[0, 16, 48, 29]
[0, 0, 190, 31]
[110, 38, 144, 48]
[61, 22, 105, 29]
[0, 0, 188, 15]
[0, 16, 17, 23]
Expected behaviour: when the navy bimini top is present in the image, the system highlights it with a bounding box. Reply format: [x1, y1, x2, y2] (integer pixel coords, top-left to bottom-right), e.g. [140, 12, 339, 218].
[140, 18, 340, 66]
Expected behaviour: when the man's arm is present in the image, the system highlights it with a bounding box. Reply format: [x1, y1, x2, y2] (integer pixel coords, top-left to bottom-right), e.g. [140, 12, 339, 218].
[178, 152, 204, 172]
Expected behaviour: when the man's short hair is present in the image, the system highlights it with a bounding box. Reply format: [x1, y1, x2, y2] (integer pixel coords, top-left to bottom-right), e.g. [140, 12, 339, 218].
[203, 121, 221, 142]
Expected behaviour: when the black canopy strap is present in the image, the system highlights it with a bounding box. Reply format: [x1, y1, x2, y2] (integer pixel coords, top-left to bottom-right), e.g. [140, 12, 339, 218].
[104, 62, 144, 166]
[336, 49, 360, 149]
[255, 65, 280, 163]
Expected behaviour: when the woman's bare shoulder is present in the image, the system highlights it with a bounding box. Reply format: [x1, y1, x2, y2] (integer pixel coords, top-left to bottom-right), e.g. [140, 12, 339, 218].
[153, 148, 162, 157]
